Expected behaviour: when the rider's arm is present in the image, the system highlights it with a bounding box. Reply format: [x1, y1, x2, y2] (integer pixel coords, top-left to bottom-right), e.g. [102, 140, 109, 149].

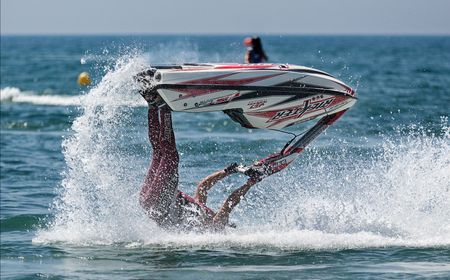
[212, 176, 260, 228]
[194, 163, 238, 204]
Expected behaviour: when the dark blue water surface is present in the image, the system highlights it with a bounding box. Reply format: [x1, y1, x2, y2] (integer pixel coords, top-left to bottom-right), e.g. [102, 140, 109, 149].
[1, 35, 449, 279]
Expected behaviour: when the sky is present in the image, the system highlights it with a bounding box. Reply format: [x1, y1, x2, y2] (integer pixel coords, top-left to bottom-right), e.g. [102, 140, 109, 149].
[1, 0, 450, 35]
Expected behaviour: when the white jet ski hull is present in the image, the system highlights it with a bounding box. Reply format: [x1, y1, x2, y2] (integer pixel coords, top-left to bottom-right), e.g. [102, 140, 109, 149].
[141, 63, 357, 130]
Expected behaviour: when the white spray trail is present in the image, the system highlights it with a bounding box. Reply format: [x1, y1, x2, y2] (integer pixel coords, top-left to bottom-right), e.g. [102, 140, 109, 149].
[257, 120, 450, 246]
[35, 55, 167, 244]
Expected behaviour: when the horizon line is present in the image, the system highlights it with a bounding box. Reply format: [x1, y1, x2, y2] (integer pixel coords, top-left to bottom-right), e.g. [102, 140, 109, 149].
[2, 32, 450, 37]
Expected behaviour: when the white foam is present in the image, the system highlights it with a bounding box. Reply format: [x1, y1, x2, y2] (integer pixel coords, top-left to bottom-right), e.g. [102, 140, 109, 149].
[0, 86, 146, 107]
[263, 120, 450, 247]
[1, 87, 82, 106]
[0, 87, 22, 100]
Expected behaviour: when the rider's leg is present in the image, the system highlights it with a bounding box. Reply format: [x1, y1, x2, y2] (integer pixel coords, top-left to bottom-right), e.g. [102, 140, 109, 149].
[139, 106, 162, 208]
[141, 105, 180, 223]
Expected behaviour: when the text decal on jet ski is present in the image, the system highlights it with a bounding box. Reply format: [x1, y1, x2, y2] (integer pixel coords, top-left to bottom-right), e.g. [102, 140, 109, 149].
[194, 92, 241, 108]
[269, 97, 335, 122]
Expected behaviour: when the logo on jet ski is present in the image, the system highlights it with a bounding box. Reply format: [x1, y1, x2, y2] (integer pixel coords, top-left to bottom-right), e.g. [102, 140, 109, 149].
[269, 97, 335, 122]
[195, 92, 241, 108]
[248, 100, 267, 109]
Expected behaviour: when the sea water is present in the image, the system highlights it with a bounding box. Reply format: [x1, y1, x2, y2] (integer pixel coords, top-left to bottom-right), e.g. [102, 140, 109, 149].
[1, 35, 449, 279]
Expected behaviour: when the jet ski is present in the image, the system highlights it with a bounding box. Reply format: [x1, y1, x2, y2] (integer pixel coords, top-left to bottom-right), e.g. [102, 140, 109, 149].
[136, 63, 357, 178]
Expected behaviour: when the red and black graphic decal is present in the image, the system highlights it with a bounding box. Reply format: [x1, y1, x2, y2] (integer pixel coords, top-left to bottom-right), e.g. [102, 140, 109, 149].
[172, 72, 284, 100]
[247, 95, 347, 127]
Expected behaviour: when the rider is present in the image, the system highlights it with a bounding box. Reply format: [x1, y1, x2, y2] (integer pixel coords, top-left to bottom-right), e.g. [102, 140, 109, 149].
[139, 94, 261, 231]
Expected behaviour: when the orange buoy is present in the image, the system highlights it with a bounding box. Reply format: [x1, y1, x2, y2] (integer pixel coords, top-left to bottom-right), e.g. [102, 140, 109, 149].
[77, 72, 91, 86]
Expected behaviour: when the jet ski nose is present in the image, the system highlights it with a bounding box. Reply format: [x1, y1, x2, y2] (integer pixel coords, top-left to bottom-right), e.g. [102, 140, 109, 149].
[134, 68, 161, 103]
[135, 68, 156, 81]
[134, 68, 157, 89]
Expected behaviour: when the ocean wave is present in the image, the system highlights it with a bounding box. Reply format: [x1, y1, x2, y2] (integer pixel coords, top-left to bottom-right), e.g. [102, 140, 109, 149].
[0, 87, 146, 107]
[34, 226, 450, 250]
[1, 214, 46, 232]
[1, 87, 82, 106]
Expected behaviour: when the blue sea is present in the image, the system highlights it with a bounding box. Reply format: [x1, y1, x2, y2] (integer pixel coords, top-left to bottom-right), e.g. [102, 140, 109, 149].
[1, 35, 449, 279]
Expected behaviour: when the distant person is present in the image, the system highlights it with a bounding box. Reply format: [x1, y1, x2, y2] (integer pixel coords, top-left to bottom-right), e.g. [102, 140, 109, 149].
[244, 36, 268, 63]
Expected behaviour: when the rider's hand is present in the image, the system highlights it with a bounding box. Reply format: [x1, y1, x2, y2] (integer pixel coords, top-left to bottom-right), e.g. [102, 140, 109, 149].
[224, 162, 239, 174]
[243, 167, 263, 179]
[247, 175, 262, 184]
[142, 91, 161, 105]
